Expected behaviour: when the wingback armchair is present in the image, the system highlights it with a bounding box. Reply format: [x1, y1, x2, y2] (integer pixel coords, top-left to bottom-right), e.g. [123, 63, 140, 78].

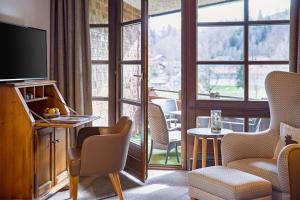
[68, 116, 132, 200]
[221, 71, 300, 200]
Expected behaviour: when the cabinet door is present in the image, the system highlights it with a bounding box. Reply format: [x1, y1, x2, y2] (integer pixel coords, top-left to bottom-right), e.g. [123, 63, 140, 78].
[54, 128, 68, 185]
[35, 128, 53, 197]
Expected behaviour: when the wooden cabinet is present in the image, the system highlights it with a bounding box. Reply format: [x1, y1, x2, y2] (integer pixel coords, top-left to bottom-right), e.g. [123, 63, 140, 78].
[0, 81, 97, 199]
[54, 128, 68, 185]
[35, 128, 53, 197]
[35, 128, 68, 198]
[0, 81, 70, 199]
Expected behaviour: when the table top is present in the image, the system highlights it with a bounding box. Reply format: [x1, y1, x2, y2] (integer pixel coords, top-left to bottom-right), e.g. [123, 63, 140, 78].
[187, 128, 233, 138]
[169, 110, 182, 115]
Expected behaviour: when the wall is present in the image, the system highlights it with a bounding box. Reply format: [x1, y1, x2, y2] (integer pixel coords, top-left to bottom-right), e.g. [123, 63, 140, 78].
[0, 0, 51, 77]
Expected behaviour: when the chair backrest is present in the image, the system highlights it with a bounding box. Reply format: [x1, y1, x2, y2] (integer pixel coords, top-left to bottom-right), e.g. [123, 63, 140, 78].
[148, 102, 169, 145]
[266, 71, 300, 132]
[79, 116, 132, 176]
[151, 98, 178, 116]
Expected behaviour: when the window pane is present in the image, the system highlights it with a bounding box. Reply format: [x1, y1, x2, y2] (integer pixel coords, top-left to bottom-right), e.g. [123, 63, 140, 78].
[92, 64, 108, 97]
[249, 118, 270, 132]
[90, 28, 109, 60]
[198, 26, 244, 61]
[89, 0, 108, 24]
[196, 116, 244, 132]
[123, 0, 141, 22]
[149, 12, 181, 98]
[92, 101, 108, 126]
[122, 103, 142, 144]
[249, 65, 289, 100]
[122, 24, 141, 60]
[249, 0, 290, 21]
[122, 64, 141, 101]
[197, 65, 244, 100]
[249, 25, 289, 61]
[198, 0, 243, 22]
[149, 0, 181, 16]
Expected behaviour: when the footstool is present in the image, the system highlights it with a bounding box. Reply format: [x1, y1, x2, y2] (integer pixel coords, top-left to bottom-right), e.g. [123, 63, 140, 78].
[188, 166, 272, 200]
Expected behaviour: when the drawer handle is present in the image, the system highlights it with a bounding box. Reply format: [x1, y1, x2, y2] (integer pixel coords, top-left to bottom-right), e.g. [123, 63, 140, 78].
[50, 139, 60, 144]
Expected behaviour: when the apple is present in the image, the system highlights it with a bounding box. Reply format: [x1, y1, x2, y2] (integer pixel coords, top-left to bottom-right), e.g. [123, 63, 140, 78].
[48, 108, 56, 114]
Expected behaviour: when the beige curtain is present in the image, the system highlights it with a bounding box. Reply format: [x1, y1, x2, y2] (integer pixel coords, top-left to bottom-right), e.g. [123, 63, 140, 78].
[290, 0, 300, 73]
[50, 0, 92, 115]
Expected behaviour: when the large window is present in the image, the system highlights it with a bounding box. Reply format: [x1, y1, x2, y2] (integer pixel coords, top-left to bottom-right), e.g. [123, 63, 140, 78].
[197, 0, 290, 101]
[89, 0, 109, 126]
[120, 0, 143, 145]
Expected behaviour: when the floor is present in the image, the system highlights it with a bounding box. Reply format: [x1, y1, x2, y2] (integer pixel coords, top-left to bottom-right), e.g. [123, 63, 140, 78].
[50, 170, 189, 200]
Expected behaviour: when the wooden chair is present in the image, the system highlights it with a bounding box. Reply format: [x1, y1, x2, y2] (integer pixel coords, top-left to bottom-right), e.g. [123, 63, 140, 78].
[68, 116, 132, 200]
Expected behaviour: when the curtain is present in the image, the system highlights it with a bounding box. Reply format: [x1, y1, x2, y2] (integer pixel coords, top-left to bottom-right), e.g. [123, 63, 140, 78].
[290, 0, 300, 73]
[50, 0, 92, 115]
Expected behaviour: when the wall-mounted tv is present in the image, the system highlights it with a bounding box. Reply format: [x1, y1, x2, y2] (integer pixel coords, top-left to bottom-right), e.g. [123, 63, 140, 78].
[0, 22, 47, 82]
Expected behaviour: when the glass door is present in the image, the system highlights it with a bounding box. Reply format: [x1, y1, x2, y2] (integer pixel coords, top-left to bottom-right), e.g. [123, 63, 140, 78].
[118, 0, 148, 181]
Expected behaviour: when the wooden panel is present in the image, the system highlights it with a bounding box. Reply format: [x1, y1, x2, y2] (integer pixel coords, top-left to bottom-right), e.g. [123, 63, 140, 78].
[54, 128, 68, 185]
[0, 87, 34, 199]
[35, 128, 53, 197]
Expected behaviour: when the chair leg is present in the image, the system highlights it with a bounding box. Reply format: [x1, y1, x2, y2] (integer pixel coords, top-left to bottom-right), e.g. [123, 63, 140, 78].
[148, 140, 153, 163]
[175, 143, 180, 163]
[165, 145, 171, 165]
[69, 175, 73, 199]
[109, 173, 124, 200]
[69, 175, 78, 200]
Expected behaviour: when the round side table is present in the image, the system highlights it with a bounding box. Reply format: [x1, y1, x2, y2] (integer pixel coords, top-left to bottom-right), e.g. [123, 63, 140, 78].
[187, 128, 233, 170]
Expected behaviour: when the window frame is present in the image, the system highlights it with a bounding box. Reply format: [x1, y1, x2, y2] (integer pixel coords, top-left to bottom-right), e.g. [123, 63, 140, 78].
[196, 0, 291, 101]
[89, 0, 114, 126]
[183, 0, 293, 133]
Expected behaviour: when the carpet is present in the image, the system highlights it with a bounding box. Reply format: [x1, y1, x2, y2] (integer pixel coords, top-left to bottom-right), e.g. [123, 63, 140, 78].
[49, 172, 142, 200]
[49, 170, 189, 200]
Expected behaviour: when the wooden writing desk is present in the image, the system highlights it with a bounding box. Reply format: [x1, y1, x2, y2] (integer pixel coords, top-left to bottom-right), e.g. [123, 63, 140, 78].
[0, 81, 99, 199]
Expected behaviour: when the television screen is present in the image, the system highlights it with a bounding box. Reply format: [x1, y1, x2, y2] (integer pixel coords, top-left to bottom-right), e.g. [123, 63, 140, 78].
[0, 22, 47, 81]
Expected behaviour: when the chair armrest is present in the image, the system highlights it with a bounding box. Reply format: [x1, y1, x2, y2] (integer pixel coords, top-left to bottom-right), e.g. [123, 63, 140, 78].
[221, 129, 278, 166]
[76, 127, 101, 148]
[277, 144, 300, 193]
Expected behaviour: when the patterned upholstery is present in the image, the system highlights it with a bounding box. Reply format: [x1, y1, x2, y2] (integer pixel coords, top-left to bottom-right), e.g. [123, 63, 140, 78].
[148, 102, 181, 164]
[227, 158, 280, 191]
[148, 102, 169, 146]
[221, 71, 300, 199]
[188, 166, 272, 200]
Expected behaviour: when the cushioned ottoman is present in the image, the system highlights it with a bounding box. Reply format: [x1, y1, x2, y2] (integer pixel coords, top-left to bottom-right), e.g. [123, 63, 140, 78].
[188, 166, 272, 200]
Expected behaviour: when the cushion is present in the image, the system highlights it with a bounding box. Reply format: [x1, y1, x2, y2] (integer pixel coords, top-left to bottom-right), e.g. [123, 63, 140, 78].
[274, 122, 300, 158]
[188, 166, 272, 200]
[227, 158, 280, 191]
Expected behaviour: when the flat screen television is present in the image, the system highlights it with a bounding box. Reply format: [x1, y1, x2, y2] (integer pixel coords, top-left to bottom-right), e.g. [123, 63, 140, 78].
[0, 22, 47, 82]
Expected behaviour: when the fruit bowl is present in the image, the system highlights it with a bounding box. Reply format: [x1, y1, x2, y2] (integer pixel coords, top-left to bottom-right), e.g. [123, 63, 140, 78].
[43, 112, 60, 119]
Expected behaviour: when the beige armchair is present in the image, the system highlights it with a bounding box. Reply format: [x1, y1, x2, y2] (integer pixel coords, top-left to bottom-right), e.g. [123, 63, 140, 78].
[221, 71, 300, 200]
[68, 116, 132, 200]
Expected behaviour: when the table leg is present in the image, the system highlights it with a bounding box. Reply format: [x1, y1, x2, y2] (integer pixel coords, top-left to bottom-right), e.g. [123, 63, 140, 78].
[213, 138, 219, 166]
[202, 138, 207, 168]
[192, 136, 199, 170]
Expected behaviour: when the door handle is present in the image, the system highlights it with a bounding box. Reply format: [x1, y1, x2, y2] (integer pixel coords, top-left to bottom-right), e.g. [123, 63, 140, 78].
[133, 74, 143, 78]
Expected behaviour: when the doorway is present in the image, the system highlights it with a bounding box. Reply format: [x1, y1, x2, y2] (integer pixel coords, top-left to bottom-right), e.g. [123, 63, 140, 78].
[147, 1, 183, 168]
